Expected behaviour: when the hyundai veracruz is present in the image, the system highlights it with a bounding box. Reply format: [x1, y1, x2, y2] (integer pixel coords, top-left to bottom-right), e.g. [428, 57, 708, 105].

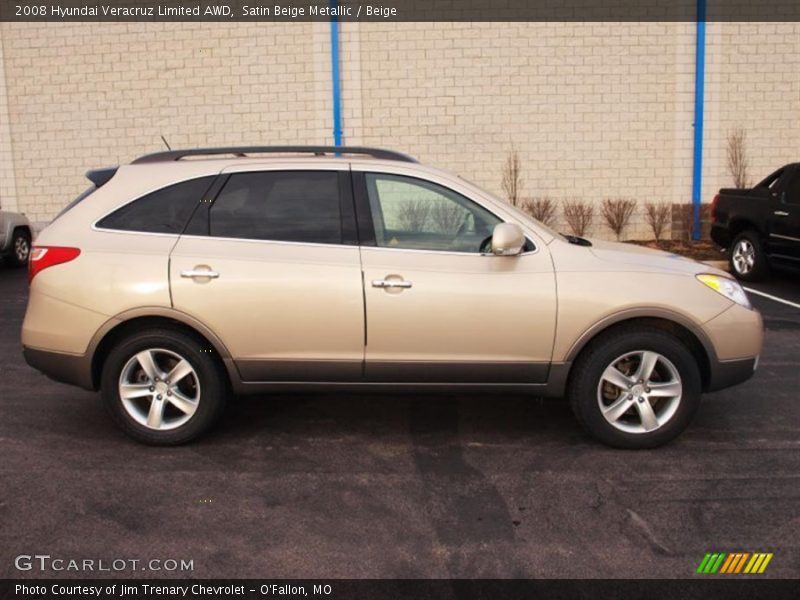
[21, 146, 763, 448]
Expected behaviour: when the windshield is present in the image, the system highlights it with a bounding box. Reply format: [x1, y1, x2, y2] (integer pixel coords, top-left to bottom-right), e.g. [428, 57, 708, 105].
[454, 174, 567, 242]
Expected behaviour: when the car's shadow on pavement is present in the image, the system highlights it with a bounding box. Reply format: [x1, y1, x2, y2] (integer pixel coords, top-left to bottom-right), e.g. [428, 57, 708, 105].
[213, 391, 584, 450]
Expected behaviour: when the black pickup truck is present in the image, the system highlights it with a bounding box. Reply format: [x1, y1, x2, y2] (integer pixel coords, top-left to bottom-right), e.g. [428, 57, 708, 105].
[711, 163, 800, 281]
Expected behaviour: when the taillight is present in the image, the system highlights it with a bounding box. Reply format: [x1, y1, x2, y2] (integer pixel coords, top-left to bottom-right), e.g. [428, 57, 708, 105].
[711, 193, 720, 222]
[28, 246, 81, 283]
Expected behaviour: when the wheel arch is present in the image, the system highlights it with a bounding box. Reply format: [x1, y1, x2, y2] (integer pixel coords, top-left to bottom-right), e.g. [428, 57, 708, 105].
[12, 224, 32, 237]
[89, 308, 238, 391]
[3, 224, 31, 253]
[561, 310, 716, 392]
[728, 218, 760, 239]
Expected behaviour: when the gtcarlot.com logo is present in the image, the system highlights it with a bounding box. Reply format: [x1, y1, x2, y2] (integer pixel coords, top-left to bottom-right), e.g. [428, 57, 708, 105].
[14, 554, 194, 572]
[696, 552, 773, 574]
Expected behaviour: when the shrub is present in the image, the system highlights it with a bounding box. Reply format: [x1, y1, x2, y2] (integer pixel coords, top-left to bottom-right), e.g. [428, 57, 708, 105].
[601, 198, 637, 240]
[562, 199, 594, 237]
[673, 203, 695, 241]
[644, 202, 671, 243]
[522, 197, 557, 228]
[430, 201, 465, 234]
[397, 199, 431, 231]
[501, 148, 523, 207]
[727, 128, 750, 189]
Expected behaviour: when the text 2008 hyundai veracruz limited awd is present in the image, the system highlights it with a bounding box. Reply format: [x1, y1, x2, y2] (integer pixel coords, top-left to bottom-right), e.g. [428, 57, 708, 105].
[22, 146, 763, 448]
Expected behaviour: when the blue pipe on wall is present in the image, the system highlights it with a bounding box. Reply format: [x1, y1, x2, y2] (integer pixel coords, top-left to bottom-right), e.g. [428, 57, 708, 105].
[691, 0, 706, 241]
[330, 0, 343, 147]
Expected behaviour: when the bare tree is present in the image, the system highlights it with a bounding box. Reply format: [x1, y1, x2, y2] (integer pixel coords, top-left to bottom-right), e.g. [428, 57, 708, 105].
[397, 199, 431, 231]
[727, 128, 750, 188]
[501, 148, 523, 207]
[644, 202, 671, 243]
[430, 201, 465, 234]
[562, 199, 594, 237]
[674, 202, 695, 241]
[522, 196, 557, 228]
[601, 198, 637, 240]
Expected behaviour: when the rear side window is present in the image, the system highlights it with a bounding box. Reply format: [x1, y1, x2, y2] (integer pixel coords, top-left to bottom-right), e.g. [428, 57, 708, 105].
[208, 171, 342, 244]
[96, 176, 215, 234]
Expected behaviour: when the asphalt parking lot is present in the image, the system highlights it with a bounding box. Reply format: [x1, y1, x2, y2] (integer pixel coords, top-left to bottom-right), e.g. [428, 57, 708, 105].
[1, 264, 798, 580]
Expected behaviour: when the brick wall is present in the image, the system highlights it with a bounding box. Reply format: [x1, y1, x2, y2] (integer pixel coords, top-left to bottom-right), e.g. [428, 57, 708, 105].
[0, 22, 333, 224]
[0, 21, 798, 239]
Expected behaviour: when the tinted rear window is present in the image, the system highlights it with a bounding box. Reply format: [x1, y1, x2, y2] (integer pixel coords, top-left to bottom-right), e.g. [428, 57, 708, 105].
[208, 171, 342, 244]
[96, 176, 215, 234]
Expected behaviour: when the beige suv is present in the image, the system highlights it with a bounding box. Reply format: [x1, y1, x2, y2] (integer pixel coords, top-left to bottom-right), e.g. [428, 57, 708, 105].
[22, 146, 763, 448]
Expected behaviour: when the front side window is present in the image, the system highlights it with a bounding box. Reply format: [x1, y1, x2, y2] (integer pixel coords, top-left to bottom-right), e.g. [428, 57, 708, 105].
[209, 171, 342, 244]
[783, 171, 800, 205]
[96, 176, 214, 234]
[365, 174, 502, 252]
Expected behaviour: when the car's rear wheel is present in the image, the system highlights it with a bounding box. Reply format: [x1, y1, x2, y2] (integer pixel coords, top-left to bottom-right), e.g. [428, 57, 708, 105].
[8, 228, 31, 267]
[567, 327, 702, 449]
[729, 230, 768, 281]
[101, 328, 227, 445]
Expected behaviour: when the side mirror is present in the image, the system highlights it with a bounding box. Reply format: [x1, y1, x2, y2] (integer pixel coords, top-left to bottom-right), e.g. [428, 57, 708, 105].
[491, 223, 525, 256]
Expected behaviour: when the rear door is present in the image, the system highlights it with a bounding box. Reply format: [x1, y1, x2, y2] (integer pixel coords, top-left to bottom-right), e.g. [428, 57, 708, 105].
[169, 164, 365, 382]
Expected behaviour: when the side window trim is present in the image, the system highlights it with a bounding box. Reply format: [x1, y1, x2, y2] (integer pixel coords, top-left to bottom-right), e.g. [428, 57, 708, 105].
[351, 170, 377, 247]
[338, 170, 359, 246]
[181, 173, 230, 237]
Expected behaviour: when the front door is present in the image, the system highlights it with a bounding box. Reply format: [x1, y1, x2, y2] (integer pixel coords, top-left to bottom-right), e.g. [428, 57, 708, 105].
[769, 167, 800, 262]
[355, 171, 557, 383]
[170, 166, 365, 381]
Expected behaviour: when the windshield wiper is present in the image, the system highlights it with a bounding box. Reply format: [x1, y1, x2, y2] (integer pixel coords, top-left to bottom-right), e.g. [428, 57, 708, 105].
[562, 234, 593, 247]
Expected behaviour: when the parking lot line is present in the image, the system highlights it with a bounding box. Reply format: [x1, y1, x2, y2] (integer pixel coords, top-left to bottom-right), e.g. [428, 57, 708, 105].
[744, 287, 800, 310]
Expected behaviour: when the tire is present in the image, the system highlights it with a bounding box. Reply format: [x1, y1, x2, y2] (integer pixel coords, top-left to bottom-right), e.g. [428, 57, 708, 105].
[8, 228, 31, 268]
[567, 327, 702, 449]
[729, 230, 768, 282]
[100, 328, 228, 445]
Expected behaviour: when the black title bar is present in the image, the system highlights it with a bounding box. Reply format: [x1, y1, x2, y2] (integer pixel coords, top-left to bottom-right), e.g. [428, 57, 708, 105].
[3, 579, 799, 600]
[2, 0, 800, 22]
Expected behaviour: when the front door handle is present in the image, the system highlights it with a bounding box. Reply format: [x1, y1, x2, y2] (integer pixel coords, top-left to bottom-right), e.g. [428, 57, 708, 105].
[181, 269, 220, 279]
[372, 279, 412, 289]
[774, 211, 790, 217]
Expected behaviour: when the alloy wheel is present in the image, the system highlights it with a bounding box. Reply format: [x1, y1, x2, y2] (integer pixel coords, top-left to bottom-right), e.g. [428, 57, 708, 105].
[118, 348, 201, 431]
[14, 236, 30, 262]
[732, 239, 755, 275]
[597, 350, 682, 434]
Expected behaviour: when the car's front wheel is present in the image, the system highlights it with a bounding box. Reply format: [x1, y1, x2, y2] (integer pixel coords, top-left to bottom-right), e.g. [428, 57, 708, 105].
[567, 327, 702, 449]
[101, 328, 228, 445]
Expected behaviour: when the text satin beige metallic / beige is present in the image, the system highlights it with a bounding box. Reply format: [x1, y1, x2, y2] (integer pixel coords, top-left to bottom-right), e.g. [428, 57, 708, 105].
[21, 147, 763, 448]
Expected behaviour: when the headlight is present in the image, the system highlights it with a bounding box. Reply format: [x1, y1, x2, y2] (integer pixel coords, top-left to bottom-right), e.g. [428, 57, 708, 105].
[696, 274, 751, 308]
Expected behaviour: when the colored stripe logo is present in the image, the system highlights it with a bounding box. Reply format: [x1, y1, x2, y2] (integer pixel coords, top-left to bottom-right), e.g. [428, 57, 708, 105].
[696, 552, 773, 574]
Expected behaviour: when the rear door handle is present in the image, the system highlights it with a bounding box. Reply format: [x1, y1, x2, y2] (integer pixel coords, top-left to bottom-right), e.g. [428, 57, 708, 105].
[181, 269, 220, 279]
[372, 279, 412, 289]
[774, 211, 790, 217]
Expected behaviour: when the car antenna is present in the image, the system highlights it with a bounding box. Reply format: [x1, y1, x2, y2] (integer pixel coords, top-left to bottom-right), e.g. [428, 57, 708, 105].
[160, 135, 172, 151]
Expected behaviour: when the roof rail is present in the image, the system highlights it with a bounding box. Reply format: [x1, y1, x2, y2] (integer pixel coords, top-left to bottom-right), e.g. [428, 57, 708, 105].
[131, 146, 417, 164]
